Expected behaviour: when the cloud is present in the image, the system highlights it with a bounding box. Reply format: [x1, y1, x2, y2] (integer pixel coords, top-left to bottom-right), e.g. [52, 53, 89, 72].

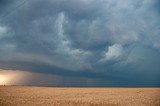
[0, 0, 160, 86]
[0, 25, 7, 39]
[53, 12, 91, 70]
[100, 44, 123, 62]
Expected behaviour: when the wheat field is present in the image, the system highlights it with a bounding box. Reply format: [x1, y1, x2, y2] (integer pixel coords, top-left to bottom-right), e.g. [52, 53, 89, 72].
[0, 86, 160, 106]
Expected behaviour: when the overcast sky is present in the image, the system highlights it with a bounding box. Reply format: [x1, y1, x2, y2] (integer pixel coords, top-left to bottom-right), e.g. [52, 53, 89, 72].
[0, 0, 160, 87]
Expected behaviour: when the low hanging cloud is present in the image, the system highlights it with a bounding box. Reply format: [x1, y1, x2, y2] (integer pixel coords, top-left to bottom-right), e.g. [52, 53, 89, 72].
[0, 0, 160, 86]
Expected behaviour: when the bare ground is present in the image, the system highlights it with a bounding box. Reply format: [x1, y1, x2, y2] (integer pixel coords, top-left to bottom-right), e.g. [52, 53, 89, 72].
[0, 86, 160, 106]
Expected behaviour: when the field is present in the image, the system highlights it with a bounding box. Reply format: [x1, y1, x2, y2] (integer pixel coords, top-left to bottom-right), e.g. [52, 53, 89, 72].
[0, 86, 160, 106]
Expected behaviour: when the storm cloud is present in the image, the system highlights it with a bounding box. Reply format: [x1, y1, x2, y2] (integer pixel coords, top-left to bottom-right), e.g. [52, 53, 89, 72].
[0, 0, 160, 86]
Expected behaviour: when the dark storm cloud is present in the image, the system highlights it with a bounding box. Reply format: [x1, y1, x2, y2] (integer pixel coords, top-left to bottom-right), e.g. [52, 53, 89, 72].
[0, 0, 160, 86]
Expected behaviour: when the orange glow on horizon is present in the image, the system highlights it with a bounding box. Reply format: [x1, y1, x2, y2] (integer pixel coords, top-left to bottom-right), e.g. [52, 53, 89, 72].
[0, 69, 31, 85]
[0, 75, 9, 85]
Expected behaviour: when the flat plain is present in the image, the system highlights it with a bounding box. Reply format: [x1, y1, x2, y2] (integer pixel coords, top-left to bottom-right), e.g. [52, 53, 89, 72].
[0, 86, 160, 106]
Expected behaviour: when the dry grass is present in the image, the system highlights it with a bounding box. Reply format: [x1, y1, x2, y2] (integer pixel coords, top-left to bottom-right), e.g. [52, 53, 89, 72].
[0, 86, 160, 106]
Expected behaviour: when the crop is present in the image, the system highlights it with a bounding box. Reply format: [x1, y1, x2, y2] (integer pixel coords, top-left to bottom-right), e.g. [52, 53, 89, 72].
[0, 86, 159, 106]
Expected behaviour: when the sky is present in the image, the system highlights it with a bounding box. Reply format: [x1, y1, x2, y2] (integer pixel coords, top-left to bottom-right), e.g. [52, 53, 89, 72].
[0, 0, 160, 87]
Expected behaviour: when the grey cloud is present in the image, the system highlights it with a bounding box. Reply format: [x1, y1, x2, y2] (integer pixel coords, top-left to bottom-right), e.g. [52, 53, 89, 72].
[0, 25, 7, 38]
[0, 0, 160, 86]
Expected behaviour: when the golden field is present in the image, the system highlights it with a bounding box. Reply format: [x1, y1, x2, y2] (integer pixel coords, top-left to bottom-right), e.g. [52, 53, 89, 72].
[0, 86, 160, 106]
